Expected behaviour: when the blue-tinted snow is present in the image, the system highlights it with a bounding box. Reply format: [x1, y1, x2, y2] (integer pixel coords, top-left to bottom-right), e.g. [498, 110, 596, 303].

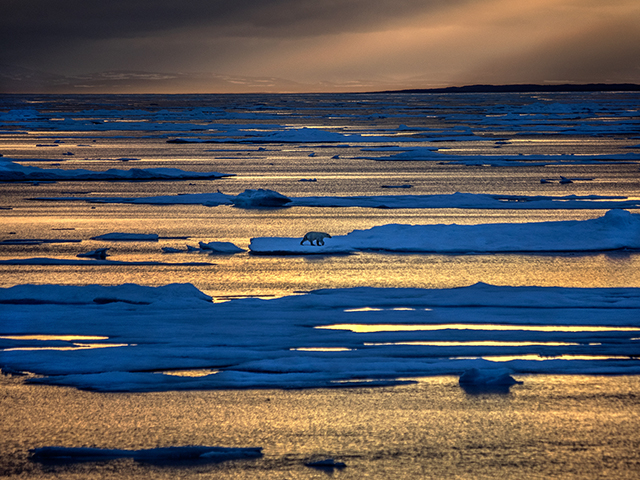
[1, 283, 639, 391]
[91, 232, 159, 241]
[250, 209, 640, 254]
[0, 157, 234, 182]
[30, 446, 262, 463]
[31, 190, 640, 210]
[0, 258, 214, 266]
[2, 93, 639, 169]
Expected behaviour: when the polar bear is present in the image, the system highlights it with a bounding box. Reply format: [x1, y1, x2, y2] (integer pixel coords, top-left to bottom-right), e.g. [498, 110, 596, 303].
[300, 231, 332, 246]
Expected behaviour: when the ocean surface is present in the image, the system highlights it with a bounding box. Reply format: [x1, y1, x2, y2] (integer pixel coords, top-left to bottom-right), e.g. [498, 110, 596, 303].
[1, 92, 640, 478]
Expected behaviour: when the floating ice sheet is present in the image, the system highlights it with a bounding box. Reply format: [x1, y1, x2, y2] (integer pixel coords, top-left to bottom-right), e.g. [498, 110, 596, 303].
[0, 157, 234, 182]
[0, 258, 214, 266]
[250, 209, 640, 254]
[32, 190, 640, 210]
[1, 283, 639, 391]
[30, 446, 263, 464]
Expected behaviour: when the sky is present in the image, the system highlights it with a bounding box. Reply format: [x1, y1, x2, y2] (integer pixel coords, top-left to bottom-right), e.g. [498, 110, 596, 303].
[1, 0, 640, 93]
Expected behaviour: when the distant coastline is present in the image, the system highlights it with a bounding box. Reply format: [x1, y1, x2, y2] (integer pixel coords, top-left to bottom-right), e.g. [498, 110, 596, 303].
[375, 83, 640, 94]
[2, 63, 639, 94]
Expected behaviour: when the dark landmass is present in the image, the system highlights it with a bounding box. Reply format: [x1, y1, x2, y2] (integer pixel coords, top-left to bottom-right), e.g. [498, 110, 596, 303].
[1, 64, 638, 94]
[376, 83, 640, 94]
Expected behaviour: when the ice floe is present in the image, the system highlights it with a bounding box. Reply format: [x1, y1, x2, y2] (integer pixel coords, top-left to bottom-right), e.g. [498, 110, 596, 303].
[0, 157, 233, 182]
[1, 283, 639, 391]
[305, 458, 347, 470]
[91, 232, 159, 242]
[77, 248, 109, 259]
[459, 368, 522, 387]
[250, 209, 640, 255]
[32, 190, 640, 210]
[0, 258, 214, 266]
[232, 188, 291, 208]
[30, 446, 263, 464]
[198, 241, 245, 254]
[358, 146, 640, 166]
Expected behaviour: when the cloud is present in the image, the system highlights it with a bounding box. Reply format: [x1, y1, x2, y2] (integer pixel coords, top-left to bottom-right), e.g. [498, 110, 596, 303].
[2, 0, 639, 91]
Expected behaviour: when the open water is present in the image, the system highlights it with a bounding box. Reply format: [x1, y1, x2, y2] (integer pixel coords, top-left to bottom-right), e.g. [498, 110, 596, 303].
[1, 92, 640, 477]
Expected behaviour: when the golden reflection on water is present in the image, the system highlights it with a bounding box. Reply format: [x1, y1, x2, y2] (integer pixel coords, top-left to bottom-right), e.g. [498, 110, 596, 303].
[473, 354, 639, 362]
[160, 369, 219, 377]
[0, 335, 109, 341]
[2, 372, 640, 479]
[318, 324, 640, 333]
[0, 335, 128, 351]
[2, 343, 129, 351]
[364, 341, 579, 346]
[290, 347, 353, 352]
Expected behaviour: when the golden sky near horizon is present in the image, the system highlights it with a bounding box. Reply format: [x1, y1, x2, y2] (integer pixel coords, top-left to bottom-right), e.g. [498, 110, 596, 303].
[1, 0, 639, 92]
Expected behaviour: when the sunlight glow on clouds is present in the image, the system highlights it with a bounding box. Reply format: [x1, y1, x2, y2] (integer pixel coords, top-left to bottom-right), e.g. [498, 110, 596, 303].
[1, 0, 638, 92]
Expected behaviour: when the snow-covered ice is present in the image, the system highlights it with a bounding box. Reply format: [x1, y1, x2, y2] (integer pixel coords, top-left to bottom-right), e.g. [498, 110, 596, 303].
[250, 209, 640, 254]
[91, 232, 159, 242]
[1, 283, 639, 391]
[198, 241, 245, 254]
[0, 157, 234, 182]
[30, 446, 263, 464]
[358, 145, 640, 166]
[2, 93, 640, 394]
[459, 368, 522, 387]
[0, 258, 214, 266]
[33, 190, 640, 210]
[232, 189, 292, 208]
[77, 248, 109, 259]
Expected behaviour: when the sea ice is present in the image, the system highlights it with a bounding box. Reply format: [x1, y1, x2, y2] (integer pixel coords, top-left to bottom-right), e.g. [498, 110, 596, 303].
[0, 258, 214, 266]
[0, 157, 234, 182]
[1, 283, 639, 391]
[232, 189, 291, 208]
[198, 241, 245, 254]
[459, 368, 522, 386]
[250, 209, 640, 255]
[305, 458, 347, 470]
[91, 233, 159, 241]
[34, 191, 640, 210]
[30, 446, 263, 464]
[77, 248, 109, 259]
[358, 146, 640, 166]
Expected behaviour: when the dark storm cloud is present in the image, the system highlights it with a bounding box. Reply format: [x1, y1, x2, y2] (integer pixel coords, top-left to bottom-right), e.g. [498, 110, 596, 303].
[0, 0, 466, 73]
[0, 0, 455, 51]
[1, 0, 638, 91]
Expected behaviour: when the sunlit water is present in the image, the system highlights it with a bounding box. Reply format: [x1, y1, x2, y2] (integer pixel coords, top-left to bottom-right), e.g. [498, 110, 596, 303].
[1, 93, 640, 477]
[1, 374, 639, 479]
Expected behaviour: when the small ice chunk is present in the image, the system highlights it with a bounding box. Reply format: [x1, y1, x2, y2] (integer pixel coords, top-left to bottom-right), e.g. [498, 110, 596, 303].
[305, 458, 347, 470]
[91, 232, 159, 241]
[233, 189, 291, 208]
[198, 241, 245, 254]
[30, 446, 263, 464]
[459, 368, 521, 386]
[77, 248, 109, 259]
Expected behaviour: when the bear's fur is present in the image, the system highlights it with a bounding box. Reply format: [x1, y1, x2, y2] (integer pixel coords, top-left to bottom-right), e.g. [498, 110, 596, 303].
[300, 231, 332, 246]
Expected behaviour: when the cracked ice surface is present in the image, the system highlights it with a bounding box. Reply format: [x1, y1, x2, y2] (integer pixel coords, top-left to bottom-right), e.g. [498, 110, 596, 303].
[1, 283, 639, 392]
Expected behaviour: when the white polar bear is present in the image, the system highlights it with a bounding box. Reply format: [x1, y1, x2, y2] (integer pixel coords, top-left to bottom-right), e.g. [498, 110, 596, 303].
[300, 231, 332, 246]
